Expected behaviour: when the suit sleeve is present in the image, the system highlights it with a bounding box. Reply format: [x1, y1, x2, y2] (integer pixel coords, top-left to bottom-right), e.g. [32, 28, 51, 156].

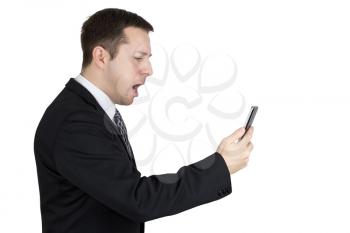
[53, 110, 232, 223]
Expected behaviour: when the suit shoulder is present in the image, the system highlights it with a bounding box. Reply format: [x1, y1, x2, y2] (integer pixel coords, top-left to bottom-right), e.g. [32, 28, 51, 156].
[34, 87, 105, 145]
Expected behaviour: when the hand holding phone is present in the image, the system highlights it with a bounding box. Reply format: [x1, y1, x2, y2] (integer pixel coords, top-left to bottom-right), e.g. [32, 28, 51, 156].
[216, 106, 257, 174]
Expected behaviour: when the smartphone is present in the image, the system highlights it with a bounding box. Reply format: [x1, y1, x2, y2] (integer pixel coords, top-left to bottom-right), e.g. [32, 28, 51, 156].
[240, 106, 258, 140]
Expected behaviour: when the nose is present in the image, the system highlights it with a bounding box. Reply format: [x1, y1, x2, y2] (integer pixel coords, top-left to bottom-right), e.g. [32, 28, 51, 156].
[141, 59, 153, 77]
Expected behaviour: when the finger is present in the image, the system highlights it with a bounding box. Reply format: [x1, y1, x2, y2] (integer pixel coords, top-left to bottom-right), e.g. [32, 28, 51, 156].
[228, 127, 246, 143]
[247, 142, 254, 151]
[239, 127, 254, 146]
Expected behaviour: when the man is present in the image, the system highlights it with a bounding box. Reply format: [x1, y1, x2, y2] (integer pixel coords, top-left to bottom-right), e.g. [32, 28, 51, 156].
[34, 8, 254, 233]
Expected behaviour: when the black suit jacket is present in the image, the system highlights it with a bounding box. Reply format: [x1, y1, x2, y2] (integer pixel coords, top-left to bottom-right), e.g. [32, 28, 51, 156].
[34, 78, 232, 233]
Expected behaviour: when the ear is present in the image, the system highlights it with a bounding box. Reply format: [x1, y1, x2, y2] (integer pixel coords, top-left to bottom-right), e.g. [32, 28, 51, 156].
[91, 46, 110, 70]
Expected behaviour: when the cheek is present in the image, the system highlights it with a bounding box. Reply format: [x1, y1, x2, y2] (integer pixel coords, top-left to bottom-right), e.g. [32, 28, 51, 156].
[115, 75, 132, 95]
[108, 59, 137, 90]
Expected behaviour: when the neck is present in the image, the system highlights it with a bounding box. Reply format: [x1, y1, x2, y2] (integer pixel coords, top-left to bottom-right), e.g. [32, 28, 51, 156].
[80, 68, 115, 104]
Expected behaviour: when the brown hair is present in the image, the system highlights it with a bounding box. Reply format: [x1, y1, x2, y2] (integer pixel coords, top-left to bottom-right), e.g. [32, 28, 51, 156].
[81, 8, 153, 69]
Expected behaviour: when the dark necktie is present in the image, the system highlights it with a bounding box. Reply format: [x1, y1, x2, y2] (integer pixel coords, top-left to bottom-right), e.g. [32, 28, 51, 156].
[113, 108, 133, 159]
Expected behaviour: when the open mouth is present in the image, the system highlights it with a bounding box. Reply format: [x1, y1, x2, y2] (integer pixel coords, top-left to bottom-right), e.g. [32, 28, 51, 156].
[132, 84, 141, 96]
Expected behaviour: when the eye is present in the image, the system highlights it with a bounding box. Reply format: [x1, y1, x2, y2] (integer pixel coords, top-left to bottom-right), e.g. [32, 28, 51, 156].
[134, 57, 143, 61]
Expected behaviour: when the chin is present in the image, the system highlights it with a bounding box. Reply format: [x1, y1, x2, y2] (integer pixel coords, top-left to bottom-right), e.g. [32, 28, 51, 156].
[128, 99, 134, 105]
[123, 98, 134, 106]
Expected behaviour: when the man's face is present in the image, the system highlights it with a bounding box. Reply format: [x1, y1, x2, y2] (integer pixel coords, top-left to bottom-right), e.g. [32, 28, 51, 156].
[104, 27, 153, 105]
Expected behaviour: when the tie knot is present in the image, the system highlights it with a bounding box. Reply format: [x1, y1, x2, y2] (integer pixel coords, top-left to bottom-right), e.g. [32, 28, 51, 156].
[114, 107, 120, 116]
[112, 108, 133, 159]
[113, 108, 126, 134]
[114, 108, 123, 121]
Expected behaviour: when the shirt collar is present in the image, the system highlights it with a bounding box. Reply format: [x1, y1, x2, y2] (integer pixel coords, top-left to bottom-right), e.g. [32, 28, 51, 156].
[75, 74, 116, 121]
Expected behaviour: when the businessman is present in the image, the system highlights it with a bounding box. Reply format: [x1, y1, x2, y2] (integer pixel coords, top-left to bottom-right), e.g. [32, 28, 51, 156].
[34, 8, 254, 233]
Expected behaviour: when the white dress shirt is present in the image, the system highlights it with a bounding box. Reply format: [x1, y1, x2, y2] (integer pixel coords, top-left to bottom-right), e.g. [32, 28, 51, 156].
[75, 74, 116, 122]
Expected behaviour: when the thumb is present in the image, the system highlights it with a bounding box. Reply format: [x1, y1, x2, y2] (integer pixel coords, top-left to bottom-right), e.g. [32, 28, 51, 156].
[228, 127, 246, 142]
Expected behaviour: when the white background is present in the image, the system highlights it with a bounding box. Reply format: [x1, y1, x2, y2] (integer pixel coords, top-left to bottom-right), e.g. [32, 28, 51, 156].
[1, 0, 350, 232]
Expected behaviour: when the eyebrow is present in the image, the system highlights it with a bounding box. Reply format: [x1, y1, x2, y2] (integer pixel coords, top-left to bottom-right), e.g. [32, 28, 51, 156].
[136, 51, 152, 57]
